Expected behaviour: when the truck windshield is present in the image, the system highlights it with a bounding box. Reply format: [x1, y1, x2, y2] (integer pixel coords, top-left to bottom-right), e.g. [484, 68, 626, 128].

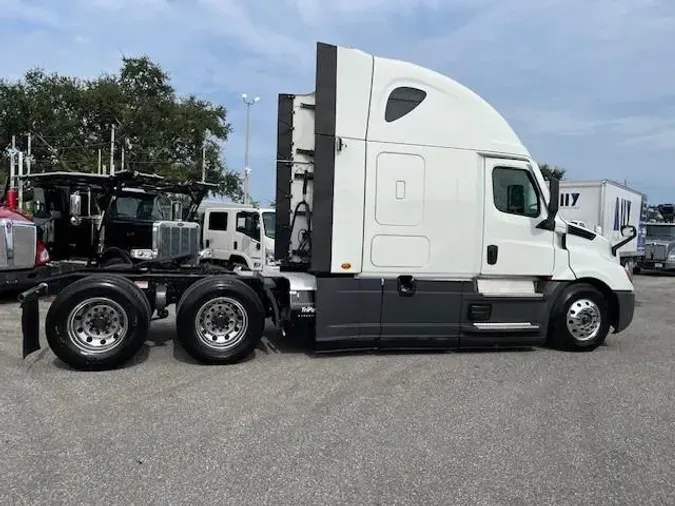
[110, 193, 169, 221]
[262, 212, 275, 239]
[646, 225, 675, 240]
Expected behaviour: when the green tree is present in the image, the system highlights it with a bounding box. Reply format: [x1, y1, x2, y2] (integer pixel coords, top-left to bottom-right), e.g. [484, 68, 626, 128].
[0, 56, 241, 199]
[538, 162, 566, 181]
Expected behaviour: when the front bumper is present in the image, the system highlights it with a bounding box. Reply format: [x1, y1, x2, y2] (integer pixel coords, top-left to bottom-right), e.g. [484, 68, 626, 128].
[639, 259, 675, 270]
[613, 290, 635, 334]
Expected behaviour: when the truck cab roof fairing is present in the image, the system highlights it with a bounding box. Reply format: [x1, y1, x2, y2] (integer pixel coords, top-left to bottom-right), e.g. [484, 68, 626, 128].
[276, 42, 540, 273]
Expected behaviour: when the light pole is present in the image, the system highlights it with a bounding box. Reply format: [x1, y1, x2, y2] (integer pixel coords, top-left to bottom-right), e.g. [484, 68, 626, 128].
[241, 93, 260, 205]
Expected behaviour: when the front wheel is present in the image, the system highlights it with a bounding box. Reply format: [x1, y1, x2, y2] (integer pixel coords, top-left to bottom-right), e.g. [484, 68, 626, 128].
[548, 283, 610, 352]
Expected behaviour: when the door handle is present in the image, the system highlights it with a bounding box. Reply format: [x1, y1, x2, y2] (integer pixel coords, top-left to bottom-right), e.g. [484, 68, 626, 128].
[205, 239, 210, 248]
[487, 245, 498, 265]
[234, 241, 238, 250]
[397, 275, 416, 297]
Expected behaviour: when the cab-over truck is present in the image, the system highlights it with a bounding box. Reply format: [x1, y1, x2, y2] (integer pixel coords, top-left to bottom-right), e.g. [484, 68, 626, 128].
[19, 41, 637, 371]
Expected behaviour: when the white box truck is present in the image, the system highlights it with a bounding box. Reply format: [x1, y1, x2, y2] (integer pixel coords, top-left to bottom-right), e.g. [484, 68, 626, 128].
[18, 41, 637, 371]
[557, 180, 646, 273]
[197, 202, 276, 271]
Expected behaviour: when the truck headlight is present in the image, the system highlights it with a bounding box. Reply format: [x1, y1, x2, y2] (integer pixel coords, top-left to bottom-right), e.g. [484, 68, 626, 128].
[130, 248, 157, 260]
[669, 253, 675, 261]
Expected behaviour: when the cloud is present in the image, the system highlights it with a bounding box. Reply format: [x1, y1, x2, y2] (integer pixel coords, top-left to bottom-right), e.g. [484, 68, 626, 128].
[1, 0, 675, 202]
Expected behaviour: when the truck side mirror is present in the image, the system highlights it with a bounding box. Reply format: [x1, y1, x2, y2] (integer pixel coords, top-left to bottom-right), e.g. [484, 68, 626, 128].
[536, 176, 560, 231]
[621, 225, 636, 238]
[70, 193, 82, 217]
[171, 202, 183, 221]
[548, 176, 560, 218]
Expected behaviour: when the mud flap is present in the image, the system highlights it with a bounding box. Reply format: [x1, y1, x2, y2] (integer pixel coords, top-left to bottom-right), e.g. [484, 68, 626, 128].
[19, 282, 47, 358]
[21, 295, 40, 358]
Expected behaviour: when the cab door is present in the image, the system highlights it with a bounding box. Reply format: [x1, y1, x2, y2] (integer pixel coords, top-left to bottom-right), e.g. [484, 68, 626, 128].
[235, 211, 263, 268]
[203, 210, 230, 260]
[481, 158, 555, 276]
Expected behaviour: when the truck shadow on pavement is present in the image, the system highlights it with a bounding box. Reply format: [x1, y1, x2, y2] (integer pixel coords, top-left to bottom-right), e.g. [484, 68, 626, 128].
[50, 320, 310, 370]
[42, 315, 609, 371]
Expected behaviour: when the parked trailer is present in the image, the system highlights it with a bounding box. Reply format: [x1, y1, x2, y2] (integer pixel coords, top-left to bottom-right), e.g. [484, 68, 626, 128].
[19, 41, 637, 371]
[557, 180, 646, 274]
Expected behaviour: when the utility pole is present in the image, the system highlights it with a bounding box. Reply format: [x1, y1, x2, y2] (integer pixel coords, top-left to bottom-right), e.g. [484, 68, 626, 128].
[26, 133, 31, 175]
[17, 151, 24, 209]
[98, 149, 102, 174]
[109, 125, 115, 175]
[201, 144, 206, 182]
[241, 93, 260, 205]
[9, 136, 16, 189]
[121, 143, 125, 173]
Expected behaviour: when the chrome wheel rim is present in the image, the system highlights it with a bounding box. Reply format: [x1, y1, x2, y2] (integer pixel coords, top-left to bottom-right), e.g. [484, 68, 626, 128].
[194, 297, 248, 350]
[67, 297, 128, 354]
[566, 298, 601, 342]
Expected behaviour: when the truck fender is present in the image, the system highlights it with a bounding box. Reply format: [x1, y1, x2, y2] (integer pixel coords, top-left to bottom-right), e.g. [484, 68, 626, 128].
[229, 254, 251, 270]
[100, 247, 132, 266]
[566, 263, 634, 293]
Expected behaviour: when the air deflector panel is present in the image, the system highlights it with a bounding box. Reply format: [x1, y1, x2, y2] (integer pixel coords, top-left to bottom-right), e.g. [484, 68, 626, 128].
[311, 42, 338, 273]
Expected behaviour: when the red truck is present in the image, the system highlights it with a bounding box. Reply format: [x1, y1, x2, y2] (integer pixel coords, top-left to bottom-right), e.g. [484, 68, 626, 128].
[0, 201, 52, 293]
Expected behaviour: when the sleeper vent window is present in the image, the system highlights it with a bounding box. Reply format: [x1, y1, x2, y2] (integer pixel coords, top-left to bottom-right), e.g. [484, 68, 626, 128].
[385, 87, 427, 122]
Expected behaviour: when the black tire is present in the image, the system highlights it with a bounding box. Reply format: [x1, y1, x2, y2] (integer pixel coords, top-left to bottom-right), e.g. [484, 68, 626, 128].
[175, 270, 235, 316]
[175, 276, 265, 365]
[82, 273, 153, 324]
[633, 265, 641, 275]
[45, 275, 151, 370]
[547, 283, 610, 352]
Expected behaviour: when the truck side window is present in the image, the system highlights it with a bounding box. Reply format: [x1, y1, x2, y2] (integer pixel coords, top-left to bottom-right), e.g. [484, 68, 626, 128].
[236, 211, 261, 240]
[492, 167, 540, 218]
[385, 86, 427, 122]
[208, 212, 228, 231]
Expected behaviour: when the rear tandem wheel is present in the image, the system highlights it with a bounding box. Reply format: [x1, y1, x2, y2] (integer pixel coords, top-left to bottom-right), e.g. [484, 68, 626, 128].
[175, 276, 266, 365]
[45, 274, 151, 370]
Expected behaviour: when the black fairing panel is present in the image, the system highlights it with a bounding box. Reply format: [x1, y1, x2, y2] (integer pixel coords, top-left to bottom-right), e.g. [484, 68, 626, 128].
[313, 277, 567, 353]
[311, 42, 338, 274]
[314, 276, 381, 351]
[275, 94, 294, 262]
[458, 280, 567, 348]
[379, 279, 463, 349]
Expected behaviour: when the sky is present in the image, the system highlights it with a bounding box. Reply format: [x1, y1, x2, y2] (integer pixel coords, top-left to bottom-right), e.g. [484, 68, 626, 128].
[1, 0, 675, 205]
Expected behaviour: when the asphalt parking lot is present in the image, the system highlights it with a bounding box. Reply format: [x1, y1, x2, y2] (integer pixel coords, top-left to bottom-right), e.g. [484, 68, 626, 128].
[1, 276, 674, 506]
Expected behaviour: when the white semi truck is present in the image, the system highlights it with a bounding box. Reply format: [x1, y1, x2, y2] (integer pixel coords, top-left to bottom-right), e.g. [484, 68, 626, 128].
[557, 180, 646, 274]
[19, 41, 636, 371]
[637, 222, 675, 273]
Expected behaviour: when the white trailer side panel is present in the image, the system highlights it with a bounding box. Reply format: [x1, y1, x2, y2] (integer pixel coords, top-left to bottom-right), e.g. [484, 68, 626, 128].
[559, 180, 645, 258]
[558, 182, 602, 231]
[601, 182, 644, 256]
